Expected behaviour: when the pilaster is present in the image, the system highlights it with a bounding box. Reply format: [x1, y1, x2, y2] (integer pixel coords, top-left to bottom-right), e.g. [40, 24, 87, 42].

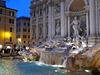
[43, 4, 46, 39]
[48, 1, 54, 39]
[88, 0, 96, 46]
[89, 0, 96, 37]
[60, 0, 65, 37]
[66, 11, 71, 37]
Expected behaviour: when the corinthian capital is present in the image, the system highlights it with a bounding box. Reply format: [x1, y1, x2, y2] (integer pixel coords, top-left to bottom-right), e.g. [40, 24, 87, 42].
[59, 0, 65, 2]
[48, 0, 54, 6]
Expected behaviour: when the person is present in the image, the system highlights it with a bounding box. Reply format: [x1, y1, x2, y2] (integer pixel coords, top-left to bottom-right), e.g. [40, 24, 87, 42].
[71, 16, 82, 37]
[91, 68, 100, 75]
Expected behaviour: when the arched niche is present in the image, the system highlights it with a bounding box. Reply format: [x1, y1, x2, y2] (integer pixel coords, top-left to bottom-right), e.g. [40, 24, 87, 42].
[67, 0, 88, 11]
[68, 0, 87, 37]
[69, 0, 85, 12]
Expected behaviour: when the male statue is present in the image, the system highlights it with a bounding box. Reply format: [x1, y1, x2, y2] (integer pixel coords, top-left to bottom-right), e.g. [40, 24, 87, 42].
[71, 17, 82, 37]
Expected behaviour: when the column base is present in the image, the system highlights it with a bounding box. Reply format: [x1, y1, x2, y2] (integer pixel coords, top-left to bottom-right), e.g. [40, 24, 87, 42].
[54, 35, 62, 39]
[88, 36, 100, 47]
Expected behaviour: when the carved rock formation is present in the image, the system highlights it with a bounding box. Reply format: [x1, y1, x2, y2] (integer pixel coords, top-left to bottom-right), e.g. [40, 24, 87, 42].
[39, 51, 63, 65]
[66, 43, 100, 72]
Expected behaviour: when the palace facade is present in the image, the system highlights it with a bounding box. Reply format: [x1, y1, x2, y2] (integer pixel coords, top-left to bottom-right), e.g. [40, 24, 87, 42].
[16, 16, 30, 49]
[30, 0, 100, 47]
[0, 0, 17, 49]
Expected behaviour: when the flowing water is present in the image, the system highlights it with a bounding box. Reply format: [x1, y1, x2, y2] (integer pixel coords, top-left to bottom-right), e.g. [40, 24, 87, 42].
[0, 59, 90, 75]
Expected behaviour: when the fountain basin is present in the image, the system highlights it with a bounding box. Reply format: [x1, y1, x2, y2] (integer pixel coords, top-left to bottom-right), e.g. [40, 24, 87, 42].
[0, 59, 89, 75]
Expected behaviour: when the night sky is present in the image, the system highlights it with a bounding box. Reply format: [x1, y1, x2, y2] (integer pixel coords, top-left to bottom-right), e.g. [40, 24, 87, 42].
[4, 0, 32, 18]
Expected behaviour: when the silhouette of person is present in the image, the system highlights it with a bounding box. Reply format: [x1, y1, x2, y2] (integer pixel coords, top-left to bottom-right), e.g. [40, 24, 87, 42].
[91, 68, 100, 75]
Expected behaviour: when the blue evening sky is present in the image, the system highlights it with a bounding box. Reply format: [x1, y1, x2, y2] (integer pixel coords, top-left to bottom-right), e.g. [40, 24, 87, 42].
[4, 0, 32, 18]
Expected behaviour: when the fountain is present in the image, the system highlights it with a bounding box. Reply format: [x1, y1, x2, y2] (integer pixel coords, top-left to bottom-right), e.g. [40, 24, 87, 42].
[18, 16, 100, 74]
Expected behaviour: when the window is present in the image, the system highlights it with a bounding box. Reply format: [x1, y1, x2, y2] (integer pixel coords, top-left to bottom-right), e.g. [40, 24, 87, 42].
[46, 25, 48, 33]
[23, 46, 26, 48]
[10, 27, 12, 32]
[0, 25, 1, 31]
[18, 23, 20, 26]
[24, 41, 26, 43]
[16, 36, 18, 38]
[40, 9, 42, 15]
[9, 19, 14, 24]
[46, 6, 49, 14]
[0, 17, 1, 22]
[33, 28, 36, 35]
[39, 27, 42, 34]
[34, 11, 36, 17]
[23, 29, 27, 32]
[28, 29, 30, 32]
[9, 11, 14, 17]
[19, 29, 20, 32]
[0, 9, 2, 14]
[23, 35, 26, 38]
[28, 35, 30, 38]
[28, 23, 30, 26]
[18, 35, 20, 38]
[24, 22, 26, 26]
[10, 37, 12, 42]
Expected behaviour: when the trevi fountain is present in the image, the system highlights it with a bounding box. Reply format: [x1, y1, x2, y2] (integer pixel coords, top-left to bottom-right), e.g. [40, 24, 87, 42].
[16, 16, 100, 75]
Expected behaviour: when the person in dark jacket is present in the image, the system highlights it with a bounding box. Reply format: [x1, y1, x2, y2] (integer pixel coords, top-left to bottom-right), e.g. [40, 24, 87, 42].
[91, 68, 100, 75]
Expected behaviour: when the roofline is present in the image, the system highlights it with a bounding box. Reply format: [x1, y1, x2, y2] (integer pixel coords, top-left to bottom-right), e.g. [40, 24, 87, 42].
[17, 16, 30, 21]
[0, 6, 18, 12]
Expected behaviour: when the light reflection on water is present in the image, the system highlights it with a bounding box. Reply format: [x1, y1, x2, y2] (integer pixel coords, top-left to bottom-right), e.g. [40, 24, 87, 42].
[0, 59, 89, 75]
[0, 59, 20, 75]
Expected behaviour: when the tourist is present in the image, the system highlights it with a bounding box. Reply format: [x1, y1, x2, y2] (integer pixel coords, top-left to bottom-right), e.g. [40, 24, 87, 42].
[91, 68, 100, 75]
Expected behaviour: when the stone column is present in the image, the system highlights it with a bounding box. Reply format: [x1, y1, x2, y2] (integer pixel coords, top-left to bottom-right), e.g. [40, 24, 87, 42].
[52, 18, 55, 38]
[65, 16, 67, 36]
[43, 5, 46, 39]
[36, 7, 39, 40]
[99, 10, 100, 36]
[95, 0, 99, 36]
[68, 15, 70, 37]
[86, 13, 89, 36]
[48, 2, 53, 39]
[89, 0, 96, 36]
[51, 5, 54, 38]
[60, 0, 65, 37]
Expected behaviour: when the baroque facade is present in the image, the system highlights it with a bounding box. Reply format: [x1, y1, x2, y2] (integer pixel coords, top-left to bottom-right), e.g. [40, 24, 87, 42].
[0, 0, 17, 49]
[30, 0, 100, 47]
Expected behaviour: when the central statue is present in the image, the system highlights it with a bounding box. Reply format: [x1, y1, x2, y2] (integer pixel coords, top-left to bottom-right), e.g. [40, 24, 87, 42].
[71, 16, 82, 37]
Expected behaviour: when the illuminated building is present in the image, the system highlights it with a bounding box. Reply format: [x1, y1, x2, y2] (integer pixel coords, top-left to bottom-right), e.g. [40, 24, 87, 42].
[0, 0, 17, 49]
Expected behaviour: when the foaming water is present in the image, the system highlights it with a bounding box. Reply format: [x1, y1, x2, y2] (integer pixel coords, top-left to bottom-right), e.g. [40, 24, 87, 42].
[0, 59, 89, 75]
[35, 61, 65, 67]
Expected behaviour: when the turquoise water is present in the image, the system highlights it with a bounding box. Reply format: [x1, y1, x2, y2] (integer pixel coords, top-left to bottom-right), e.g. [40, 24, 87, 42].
[0, 59, 89, 75]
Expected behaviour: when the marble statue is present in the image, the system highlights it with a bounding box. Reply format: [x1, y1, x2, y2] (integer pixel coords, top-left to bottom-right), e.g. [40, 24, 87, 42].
[55, 3, 60, 13]
[71, 17, 82, 37]
[56, 20, 60, 35]
[81, 36, 88, 47]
